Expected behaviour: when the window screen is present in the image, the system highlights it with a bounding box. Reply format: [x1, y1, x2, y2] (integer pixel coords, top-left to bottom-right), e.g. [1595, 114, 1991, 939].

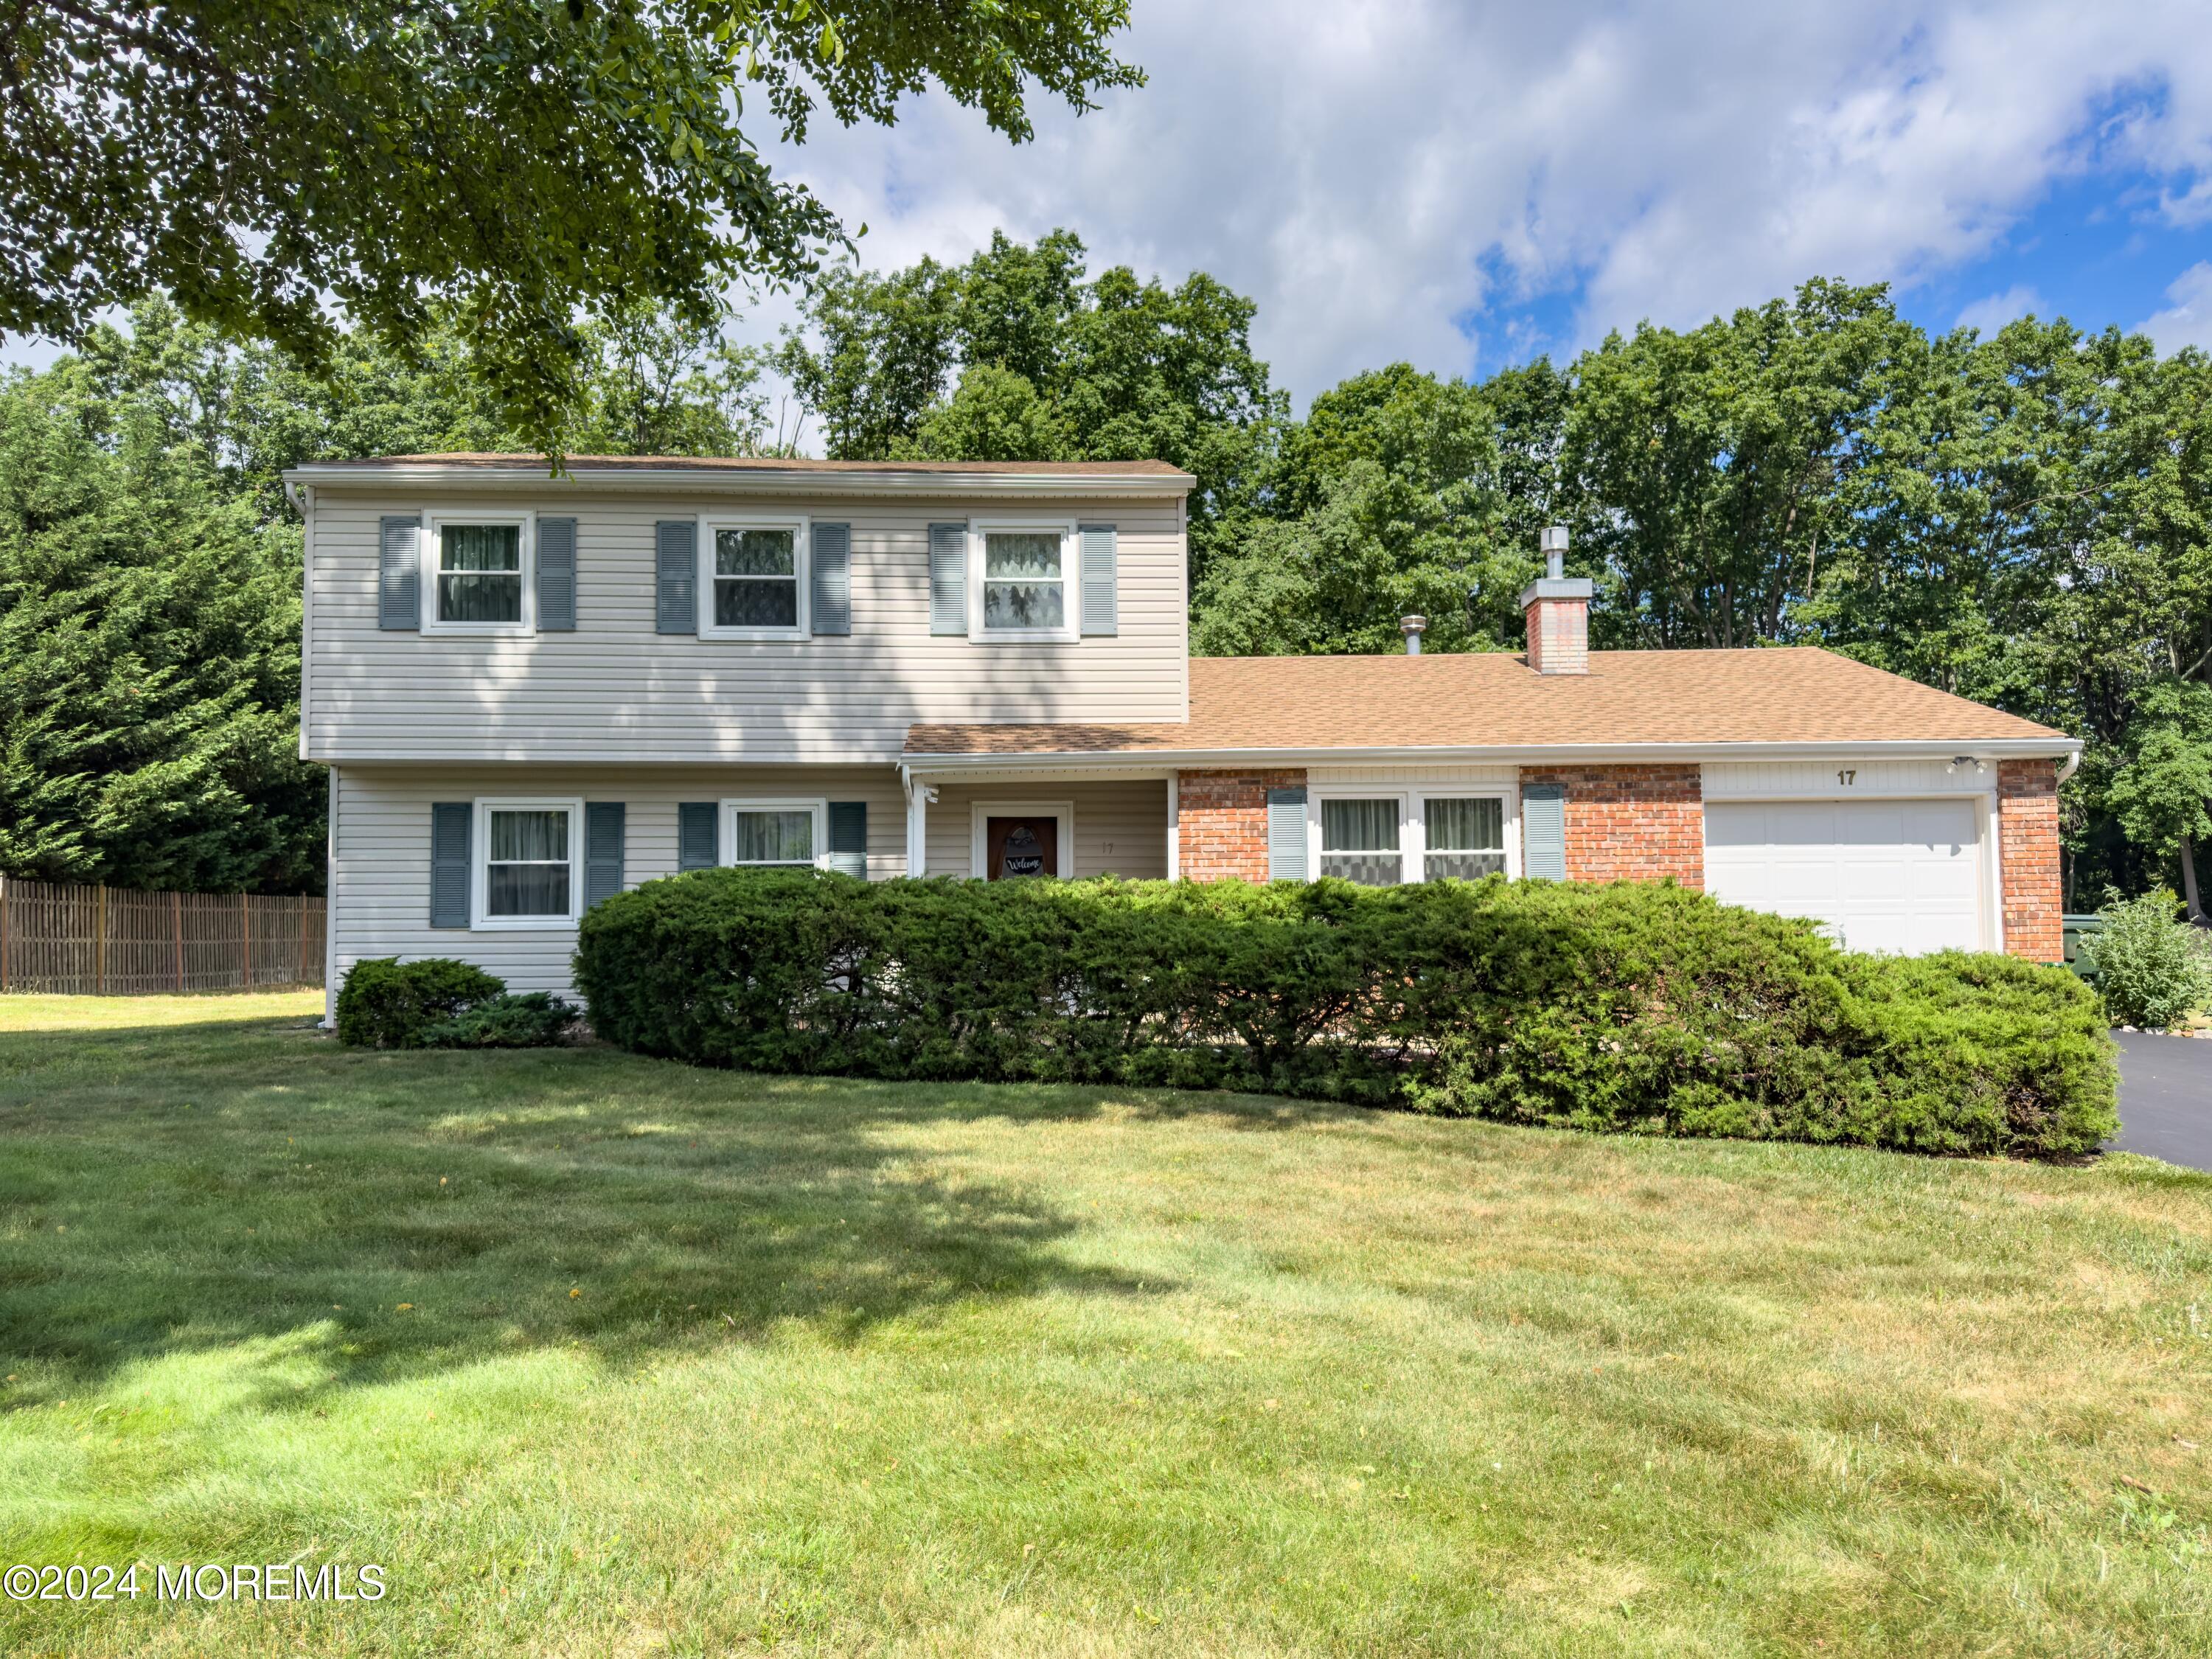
[730, 810, 815, 865]
[714, 528, 799, 628]
[1424, 797, 1506, 880]
[484, 808, 570, 916]
[1320, 798, 1402, 886]
[438, 524, 523, 623]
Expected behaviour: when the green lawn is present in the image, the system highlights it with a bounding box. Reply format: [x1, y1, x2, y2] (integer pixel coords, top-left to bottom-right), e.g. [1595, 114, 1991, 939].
[1, 994, 2208, 1657]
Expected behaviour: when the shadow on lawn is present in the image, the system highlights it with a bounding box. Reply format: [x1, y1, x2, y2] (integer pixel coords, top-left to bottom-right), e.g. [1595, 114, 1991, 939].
[0, 1016, 1349, 1402]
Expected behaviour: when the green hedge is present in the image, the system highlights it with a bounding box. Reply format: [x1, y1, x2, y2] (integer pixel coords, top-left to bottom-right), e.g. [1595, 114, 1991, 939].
[573, 870, 2119, 1158]
[335, 957, 577, 1049]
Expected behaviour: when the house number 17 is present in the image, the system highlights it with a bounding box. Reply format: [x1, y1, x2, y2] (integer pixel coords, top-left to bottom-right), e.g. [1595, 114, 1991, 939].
[1836, 769, 1857, 786]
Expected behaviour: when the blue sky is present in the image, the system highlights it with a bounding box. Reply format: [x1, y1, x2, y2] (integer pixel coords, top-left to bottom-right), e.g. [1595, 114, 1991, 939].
[10, 1, 2212, 413]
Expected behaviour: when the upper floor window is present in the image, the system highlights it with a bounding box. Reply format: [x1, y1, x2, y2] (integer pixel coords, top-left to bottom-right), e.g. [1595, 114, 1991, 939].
[970, 520, 1077, 642]
[701, 515, 808, 639]
[425, 516, 533, 634]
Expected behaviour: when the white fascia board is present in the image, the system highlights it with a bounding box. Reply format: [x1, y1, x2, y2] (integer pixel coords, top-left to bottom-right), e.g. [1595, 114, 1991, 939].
[900, 736, 2084, 774]
[279, 464, 1194, 501]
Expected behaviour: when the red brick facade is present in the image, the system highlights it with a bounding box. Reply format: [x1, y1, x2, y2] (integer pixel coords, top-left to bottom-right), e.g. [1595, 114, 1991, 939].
[1518, 764, 1705, 887]
[1998, 759, 2063, 962]
[1176, 769, 1307, 882]
[1524, 595, 1591, 675]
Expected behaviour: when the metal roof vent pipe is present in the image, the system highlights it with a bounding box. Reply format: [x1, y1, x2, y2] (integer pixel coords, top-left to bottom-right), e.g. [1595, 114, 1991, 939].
[1520, 526, 1593, 675]
[1399, 615, 1427, 655]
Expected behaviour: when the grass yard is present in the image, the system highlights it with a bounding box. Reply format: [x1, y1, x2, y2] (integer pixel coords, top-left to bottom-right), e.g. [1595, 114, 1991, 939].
[0, 995, 2208, 1657]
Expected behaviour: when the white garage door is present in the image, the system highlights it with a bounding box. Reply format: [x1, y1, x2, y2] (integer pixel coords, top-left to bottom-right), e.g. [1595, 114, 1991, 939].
[1703, 798, 1984, 955]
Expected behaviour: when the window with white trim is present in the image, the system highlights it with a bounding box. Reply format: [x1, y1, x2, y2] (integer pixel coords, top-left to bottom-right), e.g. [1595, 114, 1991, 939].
[970, 520, 1077, 640]
[1423, 797, 1507, 880]
[700, 515, 808, 638]
[426, 516, 532, 633]
[1320, 799, 1403, 886]
[473, 799, 581, 927]
[721, 799, 829, 869]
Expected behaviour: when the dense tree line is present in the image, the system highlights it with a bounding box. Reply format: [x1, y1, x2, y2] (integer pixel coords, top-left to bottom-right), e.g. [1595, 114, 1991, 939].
[778, 248, 2212, 911]
[6, 240, 2210, 909]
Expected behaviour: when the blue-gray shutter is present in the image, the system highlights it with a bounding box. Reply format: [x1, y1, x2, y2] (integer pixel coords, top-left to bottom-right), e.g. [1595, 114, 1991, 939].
[584, 801, 625, 907]
[430, 802, 470, 928]
[827, 801, 868, 878]
[811, 522, 852, 636]
[656, 520, 697, 636]
[678, 802, 718, 871]
[537, 516, 577, 632]
[1079, 523, 1118, 636]
[928, 522, 967, 636]
[1267, 786, 1308, 883]
[1522, 783, 1567, 880]
[379, 515, 420, 630]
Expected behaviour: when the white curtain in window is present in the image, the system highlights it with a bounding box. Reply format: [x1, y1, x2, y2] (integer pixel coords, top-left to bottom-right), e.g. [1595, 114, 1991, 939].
[1424, 798, 1506, 879]
[731, 810, 813, 863]
[486, 809, 569, 914]
[1320, 798, 1401, 886]
[983, 532, 1064, 629]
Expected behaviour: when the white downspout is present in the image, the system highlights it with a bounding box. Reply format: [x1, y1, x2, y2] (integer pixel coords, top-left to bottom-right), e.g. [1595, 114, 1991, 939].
[1166, 772, 1180, 880]
[322, 765, 339, 1029]
[900, 765, 933, 878]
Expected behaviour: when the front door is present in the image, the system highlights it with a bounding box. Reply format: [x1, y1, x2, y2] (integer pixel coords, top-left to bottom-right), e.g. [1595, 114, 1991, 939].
[986, 816, 1060, 880]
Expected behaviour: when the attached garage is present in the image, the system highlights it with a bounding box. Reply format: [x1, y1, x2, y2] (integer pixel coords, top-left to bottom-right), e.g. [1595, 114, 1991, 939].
[1703, 796, 1989, 955]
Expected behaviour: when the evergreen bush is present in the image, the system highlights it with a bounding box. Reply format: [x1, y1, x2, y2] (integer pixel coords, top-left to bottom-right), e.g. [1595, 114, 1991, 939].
[418, 992, 581, 1049]
[333, 957, 506, 1048]
[574, 870, 2118, 1158]
[2084, 890, 2212, 1030]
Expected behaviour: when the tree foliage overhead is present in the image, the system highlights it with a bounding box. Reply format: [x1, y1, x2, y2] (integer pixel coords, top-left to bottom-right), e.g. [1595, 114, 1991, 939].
[0, 0, 1142, 451]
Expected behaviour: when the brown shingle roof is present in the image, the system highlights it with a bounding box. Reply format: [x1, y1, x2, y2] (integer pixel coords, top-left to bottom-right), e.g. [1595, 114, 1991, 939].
[305, 453, 1192, 479]
[905, 650, 2069, 756]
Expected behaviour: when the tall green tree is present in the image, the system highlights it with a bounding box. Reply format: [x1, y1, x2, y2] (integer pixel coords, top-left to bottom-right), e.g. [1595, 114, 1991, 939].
[776, 229, 1284, 577]
[0, 0, 1142, 451]
[0, 294, 803, 890]
[0, 333, 319, 889]
[1192, 364, 1522, 655]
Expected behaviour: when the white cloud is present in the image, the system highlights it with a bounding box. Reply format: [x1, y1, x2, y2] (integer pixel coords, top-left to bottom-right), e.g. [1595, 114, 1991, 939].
[12, 0, 2212, 408]
[2142, 261, 2212, 351]
[763, 0, 2212, 405]
[1955, 285, 2047, 336]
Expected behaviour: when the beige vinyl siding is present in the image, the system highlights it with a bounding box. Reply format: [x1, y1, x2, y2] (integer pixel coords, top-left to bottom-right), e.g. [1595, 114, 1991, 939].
[922, 780, 1170, 880]
[305, 490, 1188, 762]
[330, 762, 905, 999]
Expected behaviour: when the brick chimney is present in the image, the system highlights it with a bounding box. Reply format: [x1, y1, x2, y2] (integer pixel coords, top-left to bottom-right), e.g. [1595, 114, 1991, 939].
[1520, 526, 1592, 675]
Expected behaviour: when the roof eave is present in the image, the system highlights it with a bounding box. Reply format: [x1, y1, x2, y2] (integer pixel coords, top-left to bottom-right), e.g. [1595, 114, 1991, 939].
[901, 736, 2081, 771]
[281, 463, 1195, 499]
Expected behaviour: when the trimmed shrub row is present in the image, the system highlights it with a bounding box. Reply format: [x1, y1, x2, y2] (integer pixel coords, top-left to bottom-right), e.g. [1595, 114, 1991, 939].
[574, 869, 2118, 1158]
[335, 957, 579, 1049]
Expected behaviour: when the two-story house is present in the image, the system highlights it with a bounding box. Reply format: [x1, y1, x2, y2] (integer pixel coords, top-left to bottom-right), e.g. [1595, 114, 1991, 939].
[288, 453, 2079, 1017]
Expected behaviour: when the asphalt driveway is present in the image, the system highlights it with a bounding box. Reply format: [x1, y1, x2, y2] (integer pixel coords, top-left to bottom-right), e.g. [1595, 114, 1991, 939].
[2111, 1032, 2212, 1170]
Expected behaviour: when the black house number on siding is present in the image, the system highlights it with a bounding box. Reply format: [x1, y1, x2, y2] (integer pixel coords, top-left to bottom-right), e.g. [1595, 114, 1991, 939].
[1837, 769, 1857, 786]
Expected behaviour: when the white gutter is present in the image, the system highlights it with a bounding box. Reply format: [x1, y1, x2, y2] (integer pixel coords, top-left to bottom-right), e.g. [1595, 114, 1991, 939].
[279, 463, 1194, 501]
[900, 736, 2083, 773]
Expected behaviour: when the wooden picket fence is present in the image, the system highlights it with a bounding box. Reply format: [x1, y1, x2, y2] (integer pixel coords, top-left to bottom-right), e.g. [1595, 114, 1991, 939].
[0, 877, 324, 995]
